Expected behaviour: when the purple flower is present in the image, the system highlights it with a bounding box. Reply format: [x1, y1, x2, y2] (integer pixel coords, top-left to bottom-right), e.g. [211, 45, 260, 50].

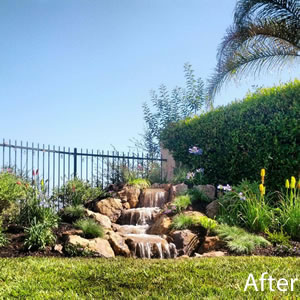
[186, 172, 195, 180]
[239, 192, 246, 201]
[189, 146, 203, 155]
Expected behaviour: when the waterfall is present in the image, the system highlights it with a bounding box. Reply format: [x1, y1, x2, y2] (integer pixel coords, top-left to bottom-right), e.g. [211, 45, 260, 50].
[119, 188, 177, 259]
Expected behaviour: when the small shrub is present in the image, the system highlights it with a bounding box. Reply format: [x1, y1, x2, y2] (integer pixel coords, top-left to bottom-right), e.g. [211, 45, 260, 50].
[194, 216, 218, 233]
[188, 188, 210, 204]
[173, 195, 191, 213]
[74, 218, 104, 239]
[64, 244, 98, 257]
[172, 214, 195, 230]
[127, 178, 150, 189]
[216, 224, 270, 254]
[17, 199, 59, 228]
[0, 170, 26, 214]
[61, 205, 85, 223]
[53, 178, 105, 206]
[265, 229, 291, 246]
[24, 218, 56, 250]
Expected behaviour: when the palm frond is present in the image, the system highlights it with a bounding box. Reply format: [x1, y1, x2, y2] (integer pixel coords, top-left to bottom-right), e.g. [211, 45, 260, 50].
[208, 34, 299, 99]
[234, 0, 300, 27]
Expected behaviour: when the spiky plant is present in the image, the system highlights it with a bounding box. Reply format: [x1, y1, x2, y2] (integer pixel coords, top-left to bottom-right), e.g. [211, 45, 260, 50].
[208, 0, 300, 103]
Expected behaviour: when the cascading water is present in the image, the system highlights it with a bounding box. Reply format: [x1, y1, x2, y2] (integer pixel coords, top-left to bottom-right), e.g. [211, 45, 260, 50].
[119, 188, 177, 259]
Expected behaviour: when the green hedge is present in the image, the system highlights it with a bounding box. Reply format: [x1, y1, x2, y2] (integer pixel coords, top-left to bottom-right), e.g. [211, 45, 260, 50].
[161, 80, 300, 191]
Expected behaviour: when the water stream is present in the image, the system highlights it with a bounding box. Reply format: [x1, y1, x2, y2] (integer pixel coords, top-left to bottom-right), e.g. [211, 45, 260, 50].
[119, 188, 177, 259]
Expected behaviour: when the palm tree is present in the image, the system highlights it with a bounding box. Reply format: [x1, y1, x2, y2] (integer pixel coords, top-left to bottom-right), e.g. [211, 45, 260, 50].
[207, 0, 300, 103]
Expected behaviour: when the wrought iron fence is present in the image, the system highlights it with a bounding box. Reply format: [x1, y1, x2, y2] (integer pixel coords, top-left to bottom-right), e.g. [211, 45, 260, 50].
[0, 138, 166, 196]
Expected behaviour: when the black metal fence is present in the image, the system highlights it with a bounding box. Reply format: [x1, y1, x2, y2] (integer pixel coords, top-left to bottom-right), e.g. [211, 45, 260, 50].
[0, 138, 166, 195]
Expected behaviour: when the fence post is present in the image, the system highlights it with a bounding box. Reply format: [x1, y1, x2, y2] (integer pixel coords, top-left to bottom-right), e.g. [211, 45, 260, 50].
[74, 147, 77, 178]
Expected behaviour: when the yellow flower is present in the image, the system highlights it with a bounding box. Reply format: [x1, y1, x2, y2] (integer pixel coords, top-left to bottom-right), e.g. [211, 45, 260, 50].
[290, 176, 296, 189]
[260, 169, 265, 177]
[259, 184, 264, 194]
[285, 179, 290, 189]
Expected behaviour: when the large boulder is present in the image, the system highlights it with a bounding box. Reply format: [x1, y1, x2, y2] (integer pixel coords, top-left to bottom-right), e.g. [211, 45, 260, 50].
[118, 186, 141, 208]
[170, 229, 200, 256]
[172, 183, 188, 197]
[65, 235, 115, 258]
[205, 200, 219, 219]
[107, 232, 130, 257]
[85, 209, 112, 229]
[147, 214, 172, 235]
[194, 185, 216, 201]
[94, 198, 123, 222]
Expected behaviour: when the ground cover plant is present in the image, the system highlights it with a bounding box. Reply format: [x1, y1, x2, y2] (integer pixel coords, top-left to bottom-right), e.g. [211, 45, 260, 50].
[0, 257, 299, 298]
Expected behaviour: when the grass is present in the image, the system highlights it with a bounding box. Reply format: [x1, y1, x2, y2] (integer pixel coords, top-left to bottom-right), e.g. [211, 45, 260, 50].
[0, 257, 299, 298]
[172, 214, 195, 229]
[74, 218, 104, 239]
[216, 224, 271, 254]
[173, 195, 191, 212]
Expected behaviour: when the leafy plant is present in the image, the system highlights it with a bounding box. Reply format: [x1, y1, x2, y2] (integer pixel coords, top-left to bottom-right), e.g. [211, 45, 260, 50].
[188, 188, 210, 204]
[173, 195, 191, 213]
[265, 229, 291, 246]
[217, 180, 273, 233]
[61, 205, 85, 223]
[277, 179, 300, 240]
[127, 178, 150, 189]
[74, 218, 104, 239]
[194, 216, 218, 233]
[53, 178, 105, 206]
[171, 214, 195, 230]
[0, 170, 26, 214]
[64, 243, 97, 257]
[216, 224, 270, 254]
[24, 218, 56, 250]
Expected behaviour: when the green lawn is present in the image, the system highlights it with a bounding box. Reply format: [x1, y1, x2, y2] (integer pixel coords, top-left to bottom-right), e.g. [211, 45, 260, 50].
[0, 257, 299, 299]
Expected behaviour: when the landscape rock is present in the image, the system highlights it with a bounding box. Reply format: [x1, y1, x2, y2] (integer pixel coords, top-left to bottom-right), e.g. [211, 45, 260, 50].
[151, 183, 172, 192]
[171, 229, 200, 256]
[66, 235, 115, 258]
[172, 183, 188, 197]
[147, 214, 172, 235]
[205, 200, 220, 219]
[198, 236, 225, 254]
[194, 185, 216, 201]
[53, 244, 63, 254]
[94, 198, 123, 222]
[118, 186, 141, 208]
[85, 209, 112, 228]
[107, 232, 130, 257]
[196, 251, 227, 258]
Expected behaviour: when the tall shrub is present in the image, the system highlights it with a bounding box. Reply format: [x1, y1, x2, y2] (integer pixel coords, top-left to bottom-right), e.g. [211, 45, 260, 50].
[161, 80, 300, 191]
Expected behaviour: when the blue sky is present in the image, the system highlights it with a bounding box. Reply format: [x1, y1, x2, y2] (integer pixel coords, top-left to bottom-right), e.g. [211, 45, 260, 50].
[0, 0, 298, 152]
